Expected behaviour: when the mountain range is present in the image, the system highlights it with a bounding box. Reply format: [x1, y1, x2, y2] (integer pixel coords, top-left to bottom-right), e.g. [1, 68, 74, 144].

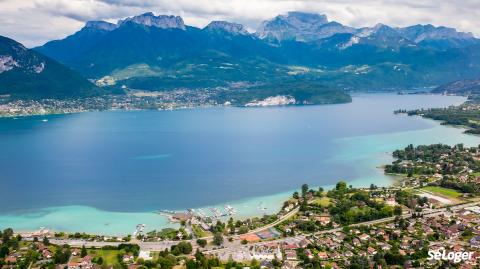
[1, 11, 480, 100]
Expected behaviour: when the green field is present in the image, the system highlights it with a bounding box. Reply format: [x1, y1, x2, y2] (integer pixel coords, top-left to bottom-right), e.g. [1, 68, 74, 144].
[88, 249, 120, 266]
[421, 186, 462, 198]
[312, 197, 331, 206]
[192, 224, 212, 238]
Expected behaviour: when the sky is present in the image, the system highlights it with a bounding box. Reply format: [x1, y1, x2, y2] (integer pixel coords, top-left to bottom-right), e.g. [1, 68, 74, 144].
[1, 0, 479, 47]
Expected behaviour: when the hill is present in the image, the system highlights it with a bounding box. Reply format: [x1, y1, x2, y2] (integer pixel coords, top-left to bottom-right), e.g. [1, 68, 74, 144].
[0, 35, 101, 99]
[431, 79, 480, 95]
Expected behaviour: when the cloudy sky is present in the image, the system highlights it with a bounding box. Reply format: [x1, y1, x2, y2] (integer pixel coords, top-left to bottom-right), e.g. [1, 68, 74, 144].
[1, 0, 479, 47]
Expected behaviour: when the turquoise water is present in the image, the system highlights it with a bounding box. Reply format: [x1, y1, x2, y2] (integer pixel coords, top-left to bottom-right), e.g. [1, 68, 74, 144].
[0, 93, 478, 235]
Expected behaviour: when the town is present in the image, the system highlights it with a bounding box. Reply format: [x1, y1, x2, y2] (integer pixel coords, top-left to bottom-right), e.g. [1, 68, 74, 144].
[0, 89, 225, 118]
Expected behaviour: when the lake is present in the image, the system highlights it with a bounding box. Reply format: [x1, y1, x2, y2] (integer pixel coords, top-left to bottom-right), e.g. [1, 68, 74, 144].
[0, 93, 478, 235]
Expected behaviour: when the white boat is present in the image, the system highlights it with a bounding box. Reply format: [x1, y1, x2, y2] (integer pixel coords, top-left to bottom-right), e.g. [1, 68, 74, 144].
[224, 205, 237, 215]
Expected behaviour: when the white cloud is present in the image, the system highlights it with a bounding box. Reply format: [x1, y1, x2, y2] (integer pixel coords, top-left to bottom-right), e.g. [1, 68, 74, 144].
[0, 0, 479, 47]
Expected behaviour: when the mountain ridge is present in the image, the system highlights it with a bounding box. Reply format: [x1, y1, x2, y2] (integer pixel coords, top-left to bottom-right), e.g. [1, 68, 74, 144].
[32, 11, 480, 96]
[0, 35, 101, 99]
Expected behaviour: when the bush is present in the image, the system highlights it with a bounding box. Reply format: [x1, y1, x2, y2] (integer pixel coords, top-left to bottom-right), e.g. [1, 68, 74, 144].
[213, 233, 223, 246]
[196, 239, 207, 248]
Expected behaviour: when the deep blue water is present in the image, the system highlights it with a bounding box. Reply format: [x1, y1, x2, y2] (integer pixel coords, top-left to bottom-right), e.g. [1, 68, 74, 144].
[0, 94, 470, 213]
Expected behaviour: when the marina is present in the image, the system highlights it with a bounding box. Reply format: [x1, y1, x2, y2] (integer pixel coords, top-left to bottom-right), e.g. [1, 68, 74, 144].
[159, 204, 239, 224]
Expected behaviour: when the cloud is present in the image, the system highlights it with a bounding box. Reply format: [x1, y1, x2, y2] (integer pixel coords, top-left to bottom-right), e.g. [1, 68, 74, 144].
[0, 0, 479, 47]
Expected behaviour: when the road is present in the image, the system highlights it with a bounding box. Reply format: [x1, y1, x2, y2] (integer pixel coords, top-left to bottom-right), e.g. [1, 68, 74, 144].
[30, 201, 480, 252]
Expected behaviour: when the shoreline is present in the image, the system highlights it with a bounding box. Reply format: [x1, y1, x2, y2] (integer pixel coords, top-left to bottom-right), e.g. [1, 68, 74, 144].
[0, 93, 474, 236]
[0, 91, 460, 119]
[0, 125, 474, 236]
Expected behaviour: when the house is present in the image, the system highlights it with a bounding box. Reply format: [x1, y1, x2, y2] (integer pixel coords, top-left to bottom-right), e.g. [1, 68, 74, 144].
[34, 242, 47, 251]
[68, 261, 81, 269]
[298, 239, 310, 249]
[284, 250, 297, 261]
[352, 238, 361, 246]
[138, 250, 153, 261]
[367, 247, 377, 255]
[71, 249, 80, 256]
[377, 243, 391, 251]
[385, 223, 396, 229]
[317, 252, 328, 260]
[453, 244, 464, 252]
[42, 249, 52, 259]
[78, 256, 93, 269]
[382, 234, 389, 242]
[68, 257, 93, 269]
[330, 252, 342, 259]
[385, 197, 396, 206]
[314, 216, 331, 225]
[445, 226, 460, 238]
[358, 234, 370, 241]
[305, 249, 314, 259]
[470, 235, 480, 248]
[4, 256, 17, 264]
[123, 254, 134, 263]
[282, 243, 298, 250]
[252, 244, 282, 261]
[332, 232, 345, 243]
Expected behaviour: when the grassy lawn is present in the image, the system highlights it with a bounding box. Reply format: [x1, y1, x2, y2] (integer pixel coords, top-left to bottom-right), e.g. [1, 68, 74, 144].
[347, 206, 370, 215]
[192, 224, 212, 238]
[421, 186, 462, 198]
[88, 249, 120, 266]
[311, 197, 331, 206]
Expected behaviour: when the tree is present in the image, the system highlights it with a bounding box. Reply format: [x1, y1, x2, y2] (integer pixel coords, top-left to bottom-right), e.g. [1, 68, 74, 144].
[171, 241, 193, 255]
[196, 239, 207, 248]
[42, 236, 50, 246]
[96, 257, 104, 265]
[271, 258, 281, 267]
[81, 245, 87, 258]
[238, 226, 248, 234]
[2, 228, 13, 242]
[213, 233, 223, 246]
[394, 206, 403, 216]
[186, 259, 197, 269]
[301, 184, 309, 197]
[157, 254, 176, 269]
[293, 191, 299, 199]
[251, 258, 260, 269]
[54, 246, 71, 264]
[336, 181, 347, 192]
[0, 245, 9, 259]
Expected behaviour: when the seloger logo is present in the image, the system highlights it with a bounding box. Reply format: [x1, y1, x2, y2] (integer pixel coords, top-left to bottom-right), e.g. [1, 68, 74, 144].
[428, 250, 474, 263]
